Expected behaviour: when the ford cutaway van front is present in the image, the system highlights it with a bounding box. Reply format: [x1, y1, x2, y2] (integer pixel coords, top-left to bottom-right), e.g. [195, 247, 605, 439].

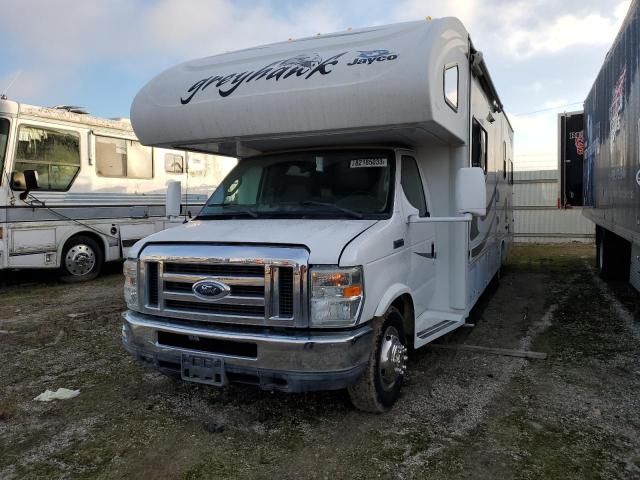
[122, 148, 399, 392]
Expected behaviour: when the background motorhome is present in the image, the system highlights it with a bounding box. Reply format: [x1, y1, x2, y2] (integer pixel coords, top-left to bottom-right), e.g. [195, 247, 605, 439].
[125, 18, 513, 411]
[0, 98, 237, 281]
[582, 0, 640, 288]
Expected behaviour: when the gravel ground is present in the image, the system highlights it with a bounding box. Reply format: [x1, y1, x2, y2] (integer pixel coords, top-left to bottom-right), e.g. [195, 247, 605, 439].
[0, 244, 639, 479]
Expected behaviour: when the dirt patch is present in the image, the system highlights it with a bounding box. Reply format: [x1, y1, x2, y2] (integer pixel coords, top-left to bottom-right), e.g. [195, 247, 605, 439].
[1, 244, 639, 479]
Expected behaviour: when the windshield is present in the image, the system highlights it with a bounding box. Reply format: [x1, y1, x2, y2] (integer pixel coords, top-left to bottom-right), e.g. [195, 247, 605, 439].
[0, 118, 9, 185]
[198, 149, 395, 220]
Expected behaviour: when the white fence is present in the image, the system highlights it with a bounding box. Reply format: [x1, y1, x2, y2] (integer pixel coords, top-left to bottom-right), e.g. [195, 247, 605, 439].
[513, 170, 594, 243]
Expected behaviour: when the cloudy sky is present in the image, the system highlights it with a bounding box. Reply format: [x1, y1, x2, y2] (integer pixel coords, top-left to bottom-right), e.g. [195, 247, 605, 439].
[0, 0, 631, 170]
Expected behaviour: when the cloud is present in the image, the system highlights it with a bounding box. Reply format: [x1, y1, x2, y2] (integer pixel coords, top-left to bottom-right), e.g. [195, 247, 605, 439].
[142, 0, 343, 59]
[543, 99, 569, 109]
[0, 0, 632, 169]
[1, 0, 343, 104]
[510, 112, 558, 170]
[505, 0, 631, 57]
[0, 70, 53, 101]
[391, 0, 478, 26]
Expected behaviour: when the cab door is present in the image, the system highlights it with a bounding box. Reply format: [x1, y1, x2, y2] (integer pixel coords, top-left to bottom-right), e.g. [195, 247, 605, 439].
[401, 155, 437, 319]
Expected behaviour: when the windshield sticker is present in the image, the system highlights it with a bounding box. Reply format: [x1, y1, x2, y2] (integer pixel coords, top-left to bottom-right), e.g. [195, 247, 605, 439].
[346, 49, 399, 66]
[350, 158, 388, 168]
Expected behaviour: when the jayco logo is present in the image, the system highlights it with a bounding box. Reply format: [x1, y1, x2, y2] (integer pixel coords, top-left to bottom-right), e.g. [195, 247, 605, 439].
[180, 52, 348, 104]
[346, 49, 399, 66]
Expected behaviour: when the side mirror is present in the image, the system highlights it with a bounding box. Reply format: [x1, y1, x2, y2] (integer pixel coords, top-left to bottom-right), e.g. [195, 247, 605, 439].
[165, 180, 181, 218]
[19, 169, 39, 201]
[456, 167, 486, 216]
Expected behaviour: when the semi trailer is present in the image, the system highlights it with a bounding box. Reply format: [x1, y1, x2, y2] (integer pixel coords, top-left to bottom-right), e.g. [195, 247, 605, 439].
[583, 0, 640, 287]
[123, 18, 514, 411]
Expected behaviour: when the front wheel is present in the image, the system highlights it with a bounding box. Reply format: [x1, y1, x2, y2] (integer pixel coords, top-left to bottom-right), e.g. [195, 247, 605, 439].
[348, 307, 408, 413]
[59, 235, 103, 283]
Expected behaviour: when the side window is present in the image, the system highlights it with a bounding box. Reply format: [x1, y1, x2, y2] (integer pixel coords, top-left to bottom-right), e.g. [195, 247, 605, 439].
[471, 119, 487, 173]
[444, 65, 459, 111]
[127, 141, 153, 178]
[502, 141, 507, 179]
[95, 136, 126, 177]
[95, 135, 153, 179]
[401, 155, 428, 217]
[12, 125, 80, 191]
[165, 153, 184, 174]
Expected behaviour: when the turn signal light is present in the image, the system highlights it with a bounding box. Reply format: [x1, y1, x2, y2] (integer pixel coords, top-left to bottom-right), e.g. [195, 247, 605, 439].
[343, 285, 362, 298]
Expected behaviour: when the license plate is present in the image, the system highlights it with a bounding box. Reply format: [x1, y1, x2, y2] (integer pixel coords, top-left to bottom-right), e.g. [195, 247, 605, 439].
[181, 354, 226, 386]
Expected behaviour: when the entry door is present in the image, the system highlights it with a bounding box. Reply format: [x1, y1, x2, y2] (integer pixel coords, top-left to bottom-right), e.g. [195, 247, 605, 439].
[401, 155, 437, 319]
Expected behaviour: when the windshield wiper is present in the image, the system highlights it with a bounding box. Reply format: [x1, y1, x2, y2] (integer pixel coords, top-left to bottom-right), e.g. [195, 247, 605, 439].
[208, 203, 259, 218]
[301, 201, 364, 219]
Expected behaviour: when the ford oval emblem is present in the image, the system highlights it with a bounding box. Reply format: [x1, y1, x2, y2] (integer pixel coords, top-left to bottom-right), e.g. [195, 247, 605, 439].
[192, 280, 231, 301]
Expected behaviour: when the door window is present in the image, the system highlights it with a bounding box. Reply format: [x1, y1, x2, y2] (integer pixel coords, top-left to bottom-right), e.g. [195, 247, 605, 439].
[401, 156, 428, 217]
[11, 125, 80, 191]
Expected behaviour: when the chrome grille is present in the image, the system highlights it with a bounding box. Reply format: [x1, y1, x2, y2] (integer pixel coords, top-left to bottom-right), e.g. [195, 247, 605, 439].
[139, 244, 308, 327]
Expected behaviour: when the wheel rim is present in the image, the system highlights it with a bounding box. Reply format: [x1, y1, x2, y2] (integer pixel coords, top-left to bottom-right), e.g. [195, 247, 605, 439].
[378, 325, 408, 391]
[65, 244, 96, 276]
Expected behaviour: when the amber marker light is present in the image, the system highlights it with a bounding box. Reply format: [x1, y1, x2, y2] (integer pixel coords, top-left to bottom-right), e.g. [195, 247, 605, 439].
[343, 285, 363, 298]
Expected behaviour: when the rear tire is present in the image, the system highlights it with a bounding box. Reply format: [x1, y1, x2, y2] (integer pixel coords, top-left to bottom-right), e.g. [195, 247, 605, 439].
[597, 227, 630, 281]
[59, 235, 103, 283]
[348, 307, 408, 413]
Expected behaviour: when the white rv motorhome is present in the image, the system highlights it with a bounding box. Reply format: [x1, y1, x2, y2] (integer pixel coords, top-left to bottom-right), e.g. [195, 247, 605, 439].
[124, 18, 514, 411]
[0, 99, 236, 282]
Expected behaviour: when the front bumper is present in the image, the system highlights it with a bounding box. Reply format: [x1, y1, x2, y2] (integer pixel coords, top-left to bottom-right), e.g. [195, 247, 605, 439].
[122, 310, 372, 392]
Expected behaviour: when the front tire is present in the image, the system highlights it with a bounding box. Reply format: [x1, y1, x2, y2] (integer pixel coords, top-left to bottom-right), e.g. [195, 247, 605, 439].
[348, 307, 408, 413]
[59, 235, 103, 283]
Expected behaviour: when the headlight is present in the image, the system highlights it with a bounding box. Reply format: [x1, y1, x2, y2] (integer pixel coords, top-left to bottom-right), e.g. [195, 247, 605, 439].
[310, 266, 363, 327]
[123, 259, 139, 310]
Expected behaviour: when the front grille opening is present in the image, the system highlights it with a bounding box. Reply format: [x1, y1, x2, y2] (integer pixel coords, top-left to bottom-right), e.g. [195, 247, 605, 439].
[164, 263, 264, 277]
[231, 285, 264, 296]
[164, 281, 193, 292]
[157, 331, 258, 358]
[166, 300, 265, 317]
[226, 372, 260, 385]
[164, 282, 264, 297]
[278, 267, 294, 317]
[147, 263, 159, 307]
